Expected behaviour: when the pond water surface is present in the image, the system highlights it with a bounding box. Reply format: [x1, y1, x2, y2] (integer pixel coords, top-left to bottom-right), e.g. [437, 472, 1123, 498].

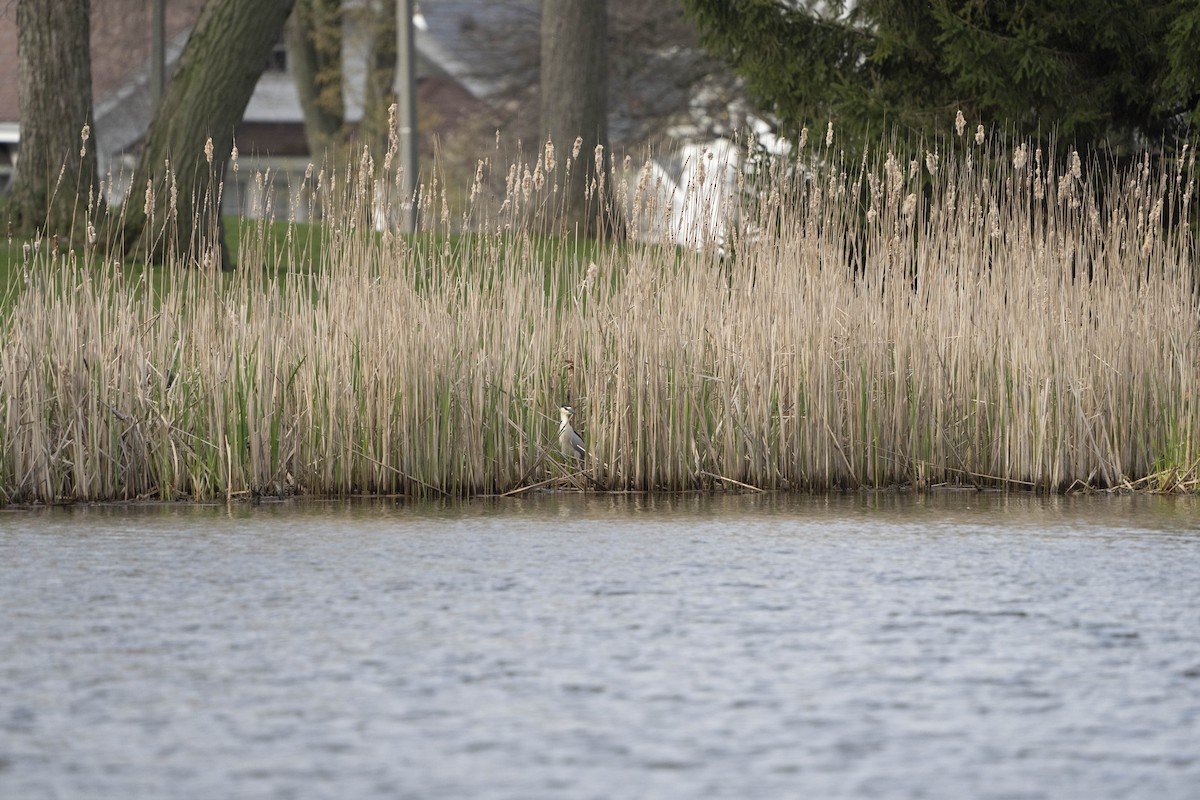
[1, 492, 1198, 799]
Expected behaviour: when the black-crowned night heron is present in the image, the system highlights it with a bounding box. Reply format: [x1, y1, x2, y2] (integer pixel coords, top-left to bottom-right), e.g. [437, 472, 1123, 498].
[558, 405, 587, 461]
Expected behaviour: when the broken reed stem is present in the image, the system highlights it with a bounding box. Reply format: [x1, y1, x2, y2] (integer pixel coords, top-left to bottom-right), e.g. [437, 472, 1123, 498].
[1, 129, 1198, 503]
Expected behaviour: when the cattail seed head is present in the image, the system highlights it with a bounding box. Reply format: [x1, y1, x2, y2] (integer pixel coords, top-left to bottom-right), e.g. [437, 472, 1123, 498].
[204, 137, 214, 165]
[572, 136, 583, 160]
[955, 110, 966, 137]
[505, 163, 517, 198]
[1056, 174, 1071, 203]
[384, 103, 398, 172]
[884, 152, 903, 206]
[360, 145, 374, 182]
[1012, 144, 1028, 172]
[825, 121, 834, 147]
[975, 124, 985, 145]
[470, 159, 485, 202]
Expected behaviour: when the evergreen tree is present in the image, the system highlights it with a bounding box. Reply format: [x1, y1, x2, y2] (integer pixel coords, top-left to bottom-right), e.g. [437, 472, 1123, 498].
[681, 0, 1200, 153]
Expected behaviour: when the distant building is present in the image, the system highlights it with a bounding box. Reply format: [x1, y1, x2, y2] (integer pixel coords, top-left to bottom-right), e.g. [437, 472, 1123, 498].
[0, 1, 499, 220]
[0, 0, 746, 245]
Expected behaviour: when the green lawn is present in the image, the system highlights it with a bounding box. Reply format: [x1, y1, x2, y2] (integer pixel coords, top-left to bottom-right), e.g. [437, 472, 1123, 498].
[1, 217, 327, 289]
[1, 214, 639, 314]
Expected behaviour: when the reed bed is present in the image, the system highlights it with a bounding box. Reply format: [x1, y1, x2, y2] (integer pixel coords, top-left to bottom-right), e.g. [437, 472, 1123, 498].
[2, 124, 1198, 503]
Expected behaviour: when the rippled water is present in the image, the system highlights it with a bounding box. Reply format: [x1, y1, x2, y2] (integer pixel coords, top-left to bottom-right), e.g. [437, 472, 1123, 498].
[2, 492, 1198, 799]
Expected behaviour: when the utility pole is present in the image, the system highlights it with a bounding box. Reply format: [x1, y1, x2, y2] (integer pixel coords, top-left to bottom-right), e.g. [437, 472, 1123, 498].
[394, 0, 418, 233]
[150, 0, 165, 106]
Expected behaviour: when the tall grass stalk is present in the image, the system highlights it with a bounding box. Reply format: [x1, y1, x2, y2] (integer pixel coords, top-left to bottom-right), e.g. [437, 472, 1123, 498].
[2, 126, 1197, 502]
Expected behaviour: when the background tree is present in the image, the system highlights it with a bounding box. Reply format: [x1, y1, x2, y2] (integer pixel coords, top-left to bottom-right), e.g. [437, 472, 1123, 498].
[120, 0, 296, 266]
[293, 0, 738, 223]
[287, 0, 345, 162]
[1160, 0, 1200, 132]
[444, 0, 735, 147]
[605, 1, 740, 143]
[680, 0, 1200, 154]
[540, 0, 615, 236]
[281, 0, 737, 228]
[8, 0, 99, 241]
[356, 0, 396, 159]
[286, 0, 396, 167]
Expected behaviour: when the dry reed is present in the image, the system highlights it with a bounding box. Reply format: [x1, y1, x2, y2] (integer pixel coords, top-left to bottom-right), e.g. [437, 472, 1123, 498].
[2, 121, 1197, 503]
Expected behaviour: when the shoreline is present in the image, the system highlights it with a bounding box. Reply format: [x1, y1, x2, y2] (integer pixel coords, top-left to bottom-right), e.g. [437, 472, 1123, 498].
[3, 478, 1197, 510]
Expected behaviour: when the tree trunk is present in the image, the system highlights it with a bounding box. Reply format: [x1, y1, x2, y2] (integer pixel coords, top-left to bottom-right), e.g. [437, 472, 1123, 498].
[358, 0, 396, 162]
[286, 0, 345, 165]
[9, 0, 99, 243]
[540, 0, 617, 238]
[121, 0, 296, 267]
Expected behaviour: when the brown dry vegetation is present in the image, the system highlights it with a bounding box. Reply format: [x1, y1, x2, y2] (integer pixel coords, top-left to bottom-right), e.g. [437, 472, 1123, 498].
[1, 122, 1198, 503]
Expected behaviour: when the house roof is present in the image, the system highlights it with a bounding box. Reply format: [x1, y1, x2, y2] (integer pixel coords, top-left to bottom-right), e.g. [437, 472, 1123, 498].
[0, 1, 508, 141]
[0, 0, 530, 127]
[416, 0, 538, 100]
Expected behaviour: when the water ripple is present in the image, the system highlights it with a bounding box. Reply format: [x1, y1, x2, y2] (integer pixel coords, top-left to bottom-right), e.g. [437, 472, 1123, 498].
[1, 492, 1198, 799]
